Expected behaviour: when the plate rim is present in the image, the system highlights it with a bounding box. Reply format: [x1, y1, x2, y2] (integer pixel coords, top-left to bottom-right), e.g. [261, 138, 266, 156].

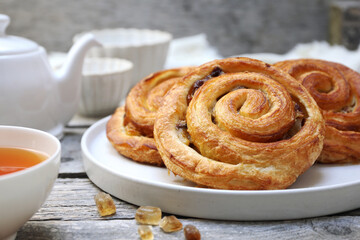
[81, 116, 360, 220]
[82, 116, 360, 196]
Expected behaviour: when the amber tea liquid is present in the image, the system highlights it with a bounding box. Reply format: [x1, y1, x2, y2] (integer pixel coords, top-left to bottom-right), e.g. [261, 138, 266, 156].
[0, 147, 49, 176]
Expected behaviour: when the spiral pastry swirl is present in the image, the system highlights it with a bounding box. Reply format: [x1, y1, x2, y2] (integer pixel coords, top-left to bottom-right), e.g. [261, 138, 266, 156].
[275, 59, 360, 163]
[106, 67, 193, 166]
[154, 57, 325, 190]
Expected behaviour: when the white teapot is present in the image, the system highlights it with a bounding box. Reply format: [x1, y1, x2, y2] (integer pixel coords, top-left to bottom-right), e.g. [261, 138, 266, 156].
[0, 14, 101, 138]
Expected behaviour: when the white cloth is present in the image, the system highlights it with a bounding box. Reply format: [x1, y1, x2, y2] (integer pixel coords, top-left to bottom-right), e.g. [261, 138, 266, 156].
[237, 41, 360, 72]
[165, 33, 223, 68]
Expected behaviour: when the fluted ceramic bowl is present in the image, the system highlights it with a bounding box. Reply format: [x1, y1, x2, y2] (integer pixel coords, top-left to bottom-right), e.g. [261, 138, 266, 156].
[0, 126, 61, 240]
[73, 28, 172, 87]
[79, 57, 133, 117]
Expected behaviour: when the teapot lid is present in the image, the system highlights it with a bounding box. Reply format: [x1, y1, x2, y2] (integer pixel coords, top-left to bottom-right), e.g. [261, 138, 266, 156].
[0, 14, 39, 55]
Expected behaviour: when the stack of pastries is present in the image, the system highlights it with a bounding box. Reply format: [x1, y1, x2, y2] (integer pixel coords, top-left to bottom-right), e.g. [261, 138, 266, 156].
[107, 57, 360, 190]
[106, 67, 193, 166]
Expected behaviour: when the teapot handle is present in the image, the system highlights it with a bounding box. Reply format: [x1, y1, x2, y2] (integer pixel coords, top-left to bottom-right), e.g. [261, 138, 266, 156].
[0, 14, 10, 37]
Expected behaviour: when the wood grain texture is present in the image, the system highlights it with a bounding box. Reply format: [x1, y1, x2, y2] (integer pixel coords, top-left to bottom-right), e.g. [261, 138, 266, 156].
[18, 217, 360, 239]
[59, 132, 85, 176]
[17, 178, 360, 239]
[30, 179, 136, 221]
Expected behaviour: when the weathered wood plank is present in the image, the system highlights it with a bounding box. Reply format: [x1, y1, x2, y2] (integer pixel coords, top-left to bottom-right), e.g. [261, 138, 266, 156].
[59, 132, 85, 175]
[18, 216, 360, 240]
[32, 178, 360, 222]
[31, 178, 136, 221]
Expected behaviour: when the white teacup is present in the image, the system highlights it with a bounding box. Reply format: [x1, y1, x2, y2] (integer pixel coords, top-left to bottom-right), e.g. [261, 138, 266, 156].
[0, 126, 61, 240]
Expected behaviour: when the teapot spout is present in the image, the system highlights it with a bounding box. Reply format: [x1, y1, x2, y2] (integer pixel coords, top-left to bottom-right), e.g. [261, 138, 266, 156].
[54, 33, 101, 125]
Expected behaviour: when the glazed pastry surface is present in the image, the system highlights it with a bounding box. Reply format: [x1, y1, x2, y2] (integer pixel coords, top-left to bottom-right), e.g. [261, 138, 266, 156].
[275, 59, 360, 163]
[106, 67, 193, 166]
[154, 57, 325, 190]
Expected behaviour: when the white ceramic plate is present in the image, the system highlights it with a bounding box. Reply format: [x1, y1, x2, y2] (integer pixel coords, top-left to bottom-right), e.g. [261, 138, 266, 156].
[82, 117, 360, 221]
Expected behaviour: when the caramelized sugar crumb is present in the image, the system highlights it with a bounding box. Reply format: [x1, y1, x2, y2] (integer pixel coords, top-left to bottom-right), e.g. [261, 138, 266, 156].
[94, 192, 116, 216]
[159, 215, 183, 232]
[184, 224, 201, 240]
[135, 206, 162, 225]
[138, 225, 154, 240]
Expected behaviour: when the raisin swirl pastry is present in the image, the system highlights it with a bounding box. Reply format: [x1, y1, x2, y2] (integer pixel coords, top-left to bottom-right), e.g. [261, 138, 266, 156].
[106, 67, 193, 166]
[275, 59, 360, 163]
[154, 57, 325, 190]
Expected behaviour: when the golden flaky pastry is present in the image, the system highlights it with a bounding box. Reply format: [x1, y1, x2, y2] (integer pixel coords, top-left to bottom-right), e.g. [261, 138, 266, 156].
[106, 67, 193, 166]
[154, 57, 325, 190]
[275, 59, 360, 163]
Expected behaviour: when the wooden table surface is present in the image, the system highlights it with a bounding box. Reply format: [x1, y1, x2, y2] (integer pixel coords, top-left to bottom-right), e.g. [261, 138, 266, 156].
[16, 128, 360, 240]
